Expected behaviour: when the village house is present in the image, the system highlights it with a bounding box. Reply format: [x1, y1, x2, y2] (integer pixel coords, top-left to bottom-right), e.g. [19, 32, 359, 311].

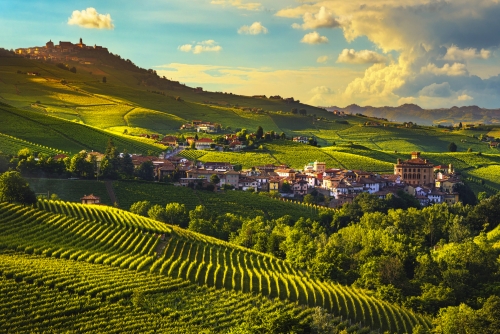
[81, 194, 101, 205]
[238, 176, 258, 192]
[221, 171, 240, 188]
[292, 180, 309, 196]
[161, 136, 178, 147]
[275, 168, 296, 179]
[195, 138, 214, 150]
[293, 136, 309, 144]
[203, 162, 233, 171]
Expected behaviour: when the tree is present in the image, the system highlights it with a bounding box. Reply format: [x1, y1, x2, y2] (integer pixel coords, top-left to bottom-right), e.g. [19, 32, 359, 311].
[130, 200, 151, 216]
[281, 181, 291, 193]
[256, 126, 264, 139]
[303, 194, 315, 204]
[210, 174, 220, 185]
[164, 203, 188, 227]
[448, 142, 457, 152]
[136, 161, 155, 181]
[120, 151, 134, 178]
[102, 76, 106, 83]
[69, 66, 76, 73]
[458, 122, 463, 129]
[453, 183, 477, 206]
[299, 109, 307, 115]
[0, 171, 37, 205]
[291, 108, 298, 114]
[148, 204, 167, 222]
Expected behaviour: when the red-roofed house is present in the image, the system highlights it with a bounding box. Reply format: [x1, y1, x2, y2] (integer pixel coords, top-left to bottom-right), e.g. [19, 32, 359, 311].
[81, 194, 101, 205]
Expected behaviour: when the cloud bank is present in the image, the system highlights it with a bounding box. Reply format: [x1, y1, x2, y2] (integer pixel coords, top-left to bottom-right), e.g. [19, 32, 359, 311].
[67, 8, 114, 29]
[275, 0, 500, 108]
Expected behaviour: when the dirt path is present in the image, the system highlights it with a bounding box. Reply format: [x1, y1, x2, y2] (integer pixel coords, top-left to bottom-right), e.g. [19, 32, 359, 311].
[105, 181, 118, 207]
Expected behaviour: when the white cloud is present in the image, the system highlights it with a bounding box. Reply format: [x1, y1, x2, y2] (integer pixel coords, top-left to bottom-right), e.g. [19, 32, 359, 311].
[178, 40, 222, 54]
[211, 0, 261, 11]
[292, 6, 341, 30]
[336, 49, 387, 64]
[317, 55, 329, 63]
[67, 8, 114, 29]
[301, 31, 328, 44]
[443, 45, 491, 61]
[238, 22, 268, 35]
[421, 63, 468, 76]
[178, 44, 193, 52]
[458, 94, 474, 101]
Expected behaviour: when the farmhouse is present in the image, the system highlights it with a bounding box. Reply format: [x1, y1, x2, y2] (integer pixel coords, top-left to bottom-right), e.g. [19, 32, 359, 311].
[293, 136, 308, 144]
[195, 138, 214, 150]
[81, 194, 101, 205]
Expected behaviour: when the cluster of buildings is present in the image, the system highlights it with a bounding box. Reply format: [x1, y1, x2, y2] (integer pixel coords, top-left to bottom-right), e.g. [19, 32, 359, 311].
[14, 38, 108, 62]
[175, 152, 462, 207]
[63, 149, 463, 208]
[180, 120, 221, 133]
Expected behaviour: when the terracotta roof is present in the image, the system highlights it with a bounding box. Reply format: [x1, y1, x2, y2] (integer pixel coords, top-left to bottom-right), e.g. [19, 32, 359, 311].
[196, 138, 214, 143]
[81, 194, 100, 200]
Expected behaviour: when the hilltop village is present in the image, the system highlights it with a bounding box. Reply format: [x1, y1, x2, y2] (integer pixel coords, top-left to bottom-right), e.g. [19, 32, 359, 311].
[43, 148, 462, 208]
[14, 38, 108, 63]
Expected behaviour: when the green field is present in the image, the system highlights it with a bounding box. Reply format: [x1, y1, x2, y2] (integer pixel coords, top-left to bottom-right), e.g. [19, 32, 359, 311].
[0, 200, 431, 333]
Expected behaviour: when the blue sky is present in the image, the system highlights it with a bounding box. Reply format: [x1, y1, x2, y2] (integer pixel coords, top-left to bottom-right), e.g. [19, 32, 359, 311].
[1, 0, 500, 108]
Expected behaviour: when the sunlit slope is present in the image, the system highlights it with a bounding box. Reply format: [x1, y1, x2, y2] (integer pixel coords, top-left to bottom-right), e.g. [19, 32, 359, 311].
[0, 200, 431, 333]
[0, 102, 162, 154]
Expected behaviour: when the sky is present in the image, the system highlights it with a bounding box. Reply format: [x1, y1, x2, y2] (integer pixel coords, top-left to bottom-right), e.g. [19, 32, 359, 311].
[1, 0, 500, 109]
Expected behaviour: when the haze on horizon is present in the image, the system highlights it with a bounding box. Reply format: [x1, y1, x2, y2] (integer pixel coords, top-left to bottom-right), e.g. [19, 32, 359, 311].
[2, 0, 500, 109]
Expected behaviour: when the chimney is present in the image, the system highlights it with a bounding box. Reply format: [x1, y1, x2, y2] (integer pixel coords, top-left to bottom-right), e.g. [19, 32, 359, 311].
[397, 158, 401, 164]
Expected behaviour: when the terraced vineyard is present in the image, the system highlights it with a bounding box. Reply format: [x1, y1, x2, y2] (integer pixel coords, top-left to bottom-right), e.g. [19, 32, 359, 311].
[0, 253, 314, 333]
[113, 181, 324, 221]
[0, 200, 431, 333]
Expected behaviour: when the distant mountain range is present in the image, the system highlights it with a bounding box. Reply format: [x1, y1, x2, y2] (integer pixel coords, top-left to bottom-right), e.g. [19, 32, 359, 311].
[326, 104, 500, 126]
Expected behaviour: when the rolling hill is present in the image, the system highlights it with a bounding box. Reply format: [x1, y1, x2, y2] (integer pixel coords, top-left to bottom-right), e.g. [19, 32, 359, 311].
[0, 200, 431, 333]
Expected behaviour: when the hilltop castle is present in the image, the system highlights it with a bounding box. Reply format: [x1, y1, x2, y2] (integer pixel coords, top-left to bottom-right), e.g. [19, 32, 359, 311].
[15, 38, 108, 58]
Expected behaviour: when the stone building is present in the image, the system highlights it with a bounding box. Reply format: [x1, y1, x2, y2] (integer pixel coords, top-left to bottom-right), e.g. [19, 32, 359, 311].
[394, 152, 435, 186]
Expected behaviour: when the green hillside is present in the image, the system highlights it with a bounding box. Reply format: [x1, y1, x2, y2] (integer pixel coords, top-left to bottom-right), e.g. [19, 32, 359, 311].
[2, 53, 497, 156]
[0, 200, 431, 333]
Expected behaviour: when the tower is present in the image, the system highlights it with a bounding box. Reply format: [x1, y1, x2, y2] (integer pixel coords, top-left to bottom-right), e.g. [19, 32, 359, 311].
[79, 37, 83, 45]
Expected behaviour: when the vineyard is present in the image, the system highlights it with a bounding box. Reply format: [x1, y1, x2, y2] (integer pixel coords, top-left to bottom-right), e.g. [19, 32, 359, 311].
[0, 132, 65, 156]
[0, 253, 314, 333]
[112, 181, 324, 221]
[0, 103, 163, 155]
[0, 200, 431, 333]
